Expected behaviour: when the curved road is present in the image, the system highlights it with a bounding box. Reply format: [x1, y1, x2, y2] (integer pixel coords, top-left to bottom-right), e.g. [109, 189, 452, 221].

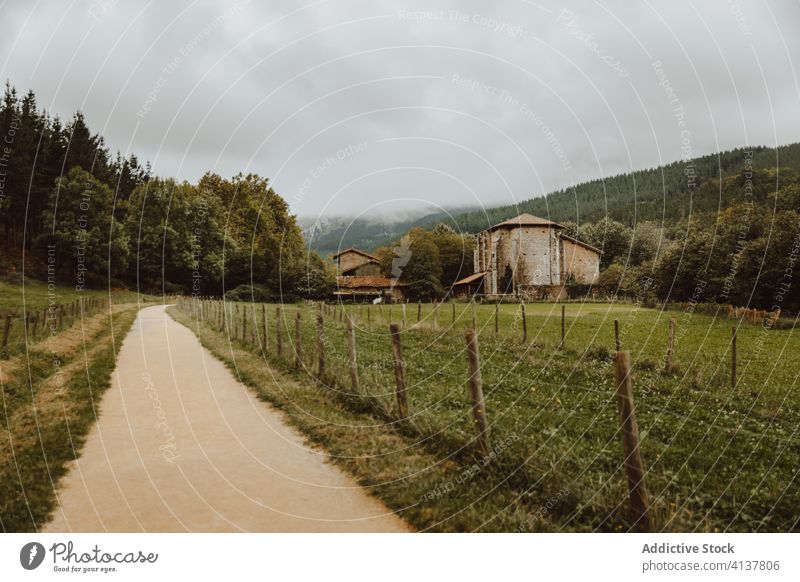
[45, 305, 408, 532]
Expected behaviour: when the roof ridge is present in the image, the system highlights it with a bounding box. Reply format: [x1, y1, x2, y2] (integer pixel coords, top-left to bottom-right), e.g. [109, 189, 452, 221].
[486, 213, 563, 231]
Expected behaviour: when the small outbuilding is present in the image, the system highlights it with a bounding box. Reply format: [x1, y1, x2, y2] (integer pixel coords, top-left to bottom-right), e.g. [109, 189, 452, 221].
[331, 247, 408, 302]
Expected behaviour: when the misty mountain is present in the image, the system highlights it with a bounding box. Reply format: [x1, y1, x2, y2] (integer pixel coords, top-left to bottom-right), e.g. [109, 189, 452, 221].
[300, 207, 478, 257]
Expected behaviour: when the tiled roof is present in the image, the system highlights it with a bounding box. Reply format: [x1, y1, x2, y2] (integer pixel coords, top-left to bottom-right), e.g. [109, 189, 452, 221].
[559, 233, 603, 254]
[336, 276, 407, 289]
[452, 271, 488, 286]
[332, 247, 379, 261]
[486, 213, 563, 231]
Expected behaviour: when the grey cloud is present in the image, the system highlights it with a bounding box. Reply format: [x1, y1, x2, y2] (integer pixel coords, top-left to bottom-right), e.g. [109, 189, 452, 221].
[0, 0, 797, 220]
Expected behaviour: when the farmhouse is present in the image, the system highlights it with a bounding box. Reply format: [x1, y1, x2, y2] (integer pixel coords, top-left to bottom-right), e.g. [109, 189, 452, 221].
[332, 248, 382, 276]
[452, 213, 601, 298]
[332, 247, 408, 302]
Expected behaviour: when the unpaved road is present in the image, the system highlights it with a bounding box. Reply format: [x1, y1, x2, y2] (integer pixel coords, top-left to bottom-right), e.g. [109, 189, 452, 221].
[45, 305, 409, 532]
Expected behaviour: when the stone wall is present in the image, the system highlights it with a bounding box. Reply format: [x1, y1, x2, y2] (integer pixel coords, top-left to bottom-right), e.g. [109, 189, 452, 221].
[349, 263, 381, 276]
[560, 238, 600, 284]
[336, 250, 374, 274]
[475, 226, 565, 292]
[501, 226, 561, 287]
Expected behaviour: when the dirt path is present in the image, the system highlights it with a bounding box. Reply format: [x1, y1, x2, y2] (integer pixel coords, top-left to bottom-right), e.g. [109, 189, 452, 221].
[45, 305, 409, 532]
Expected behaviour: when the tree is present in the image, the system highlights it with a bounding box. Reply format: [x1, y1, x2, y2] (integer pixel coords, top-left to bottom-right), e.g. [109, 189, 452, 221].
[38, 166, 130, 286]
[1, 82, 20, 250]
[197, 172, 308, 296]
[629, 221, 665, 265]
[582, 218, 633, 268]
[431, 223, 473, 288]
[63, 112, 109, 178]
[125, 177, 222, 292]
[597, 263, 626, 294]
[402, 228, 443, 300]
[299, 252, 336, 299]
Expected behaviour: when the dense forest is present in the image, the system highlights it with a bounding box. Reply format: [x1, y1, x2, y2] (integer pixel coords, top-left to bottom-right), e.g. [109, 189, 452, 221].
[435, 144, 800, 231]
[0, 82, 332, 299]
[559, 166, 800, 312]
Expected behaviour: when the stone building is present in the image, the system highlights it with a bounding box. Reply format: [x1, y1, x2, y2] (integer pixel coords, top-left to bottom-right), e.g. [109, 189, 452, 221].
[332, 248, 382, 276]
[452, 213, 601, 298]
[332, 247, 407, 302]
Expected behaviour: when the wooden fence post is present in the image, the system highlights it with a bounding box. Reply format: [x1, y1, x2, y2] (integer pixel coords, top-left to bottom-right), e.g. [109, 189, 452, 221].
[294, 311, 302, 369]
[666, 319, 675, 372]
[494, 302, 499, 335]
[614, 319, 620, 351]
[346, 315, 359, 392]
[452, 300, 456, 324]
[32, 311, 40, 340]
[250, 306, 256, 345]
[276, 307, 284, 358]
[1, 315, 12, 349]
[465, 329, 490, 457]
[261, 305, 268, 354]
[417, 301, 421, 323]
[402, 303, 407, 328]
[521, 302, 527, 342]
[471, 299, 477, 330]
[389, 324, 408, 419]
[316, 313, 325, 378]
[613, 350, 650, 531]
[731, 327, 737, 388]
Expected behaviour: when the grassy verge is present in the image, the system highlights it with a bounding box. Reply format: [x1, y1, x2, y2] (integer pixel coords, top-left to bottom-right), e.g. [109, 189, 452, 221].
[0, 279, 148, 311]
[170, 300, 799, 532]
[0, 280, 157, 360]
[0, 303, 140, 532]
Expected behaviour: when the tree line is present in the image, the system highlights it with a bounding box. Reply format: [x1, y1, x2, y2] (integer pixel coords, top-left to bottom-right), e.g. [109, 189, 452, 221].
[435, 143, 800, 232]
[557, 167, 800, 312]
[0, 82, 333, 299]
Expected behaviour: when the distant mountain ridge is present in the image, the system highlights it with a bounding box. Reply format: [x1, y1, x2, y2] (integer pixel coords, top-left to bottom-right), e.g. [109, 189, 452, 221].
[300, 207, 478, 257]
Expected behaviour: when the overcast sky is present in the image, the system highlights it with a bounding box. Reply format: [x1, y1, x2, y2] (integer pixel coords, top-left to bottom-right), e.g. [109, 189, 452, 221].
[1, 0, 799, 221]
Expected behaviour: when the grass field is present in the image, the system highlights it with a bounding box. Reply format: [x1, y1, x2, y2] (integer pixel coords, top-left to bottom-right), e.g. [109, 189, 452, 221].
[0, 282, 150, 531]
[171, 298, 800, 532]
[0, 279, 146, 312]
[0, 280, 153, 360]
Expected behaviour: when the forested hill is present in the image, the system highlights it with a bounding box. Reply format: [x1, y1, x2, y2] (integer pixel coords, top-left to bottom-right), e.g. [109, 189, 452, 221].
[0, 81, 333, 299]
[432, 143, 800, 233]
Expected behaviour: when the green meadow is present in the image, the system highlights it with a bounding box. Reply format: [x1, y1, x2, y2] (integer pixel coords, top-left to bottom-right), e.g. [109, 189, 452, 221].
[170, 299, 800, 532]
